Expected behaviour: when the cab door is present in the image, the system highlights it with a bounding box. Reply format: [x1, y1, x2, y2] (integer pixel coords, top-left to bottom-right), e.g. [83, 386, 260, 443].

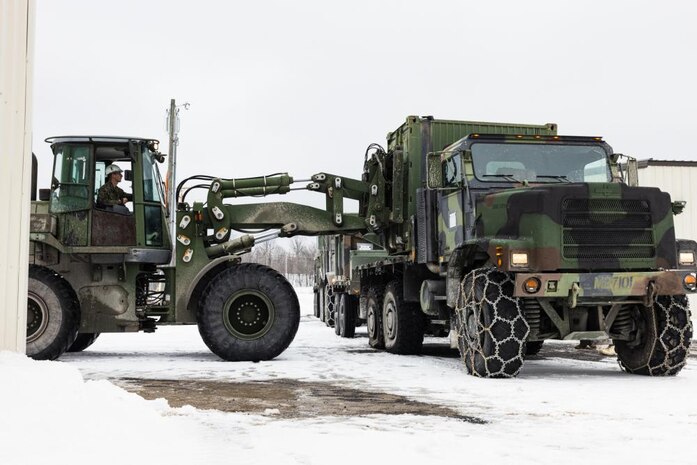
[437, 152, 466, 258]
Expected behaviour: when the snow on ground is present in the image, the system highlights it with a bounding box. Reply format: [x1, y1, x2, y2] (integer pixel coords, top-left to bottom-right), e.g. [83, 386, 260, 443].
[1, 290, 696, 465]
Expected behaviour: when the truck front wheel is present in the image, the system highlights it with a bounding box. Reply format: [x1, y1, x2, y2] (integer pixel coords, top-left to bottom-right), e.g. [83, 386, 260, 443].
[198, 263, 300, 361]
[615, 295, 692, 376]
[455, 268, 530, 378]
[27, 265, 80, 360]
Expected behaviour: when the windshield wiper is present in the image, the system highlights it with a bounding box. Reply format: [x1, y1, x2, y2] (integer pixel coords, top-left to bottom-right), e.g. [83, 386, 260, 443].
[535, 175, 571, 183]
[482, 174, 517, 182]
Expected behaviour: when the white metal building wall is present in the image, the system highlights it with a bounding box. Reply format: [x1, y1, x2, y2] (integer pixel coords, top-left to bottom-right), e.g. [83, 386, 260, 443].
[638, 164, 697, 241]
[0, 0, 35, 352]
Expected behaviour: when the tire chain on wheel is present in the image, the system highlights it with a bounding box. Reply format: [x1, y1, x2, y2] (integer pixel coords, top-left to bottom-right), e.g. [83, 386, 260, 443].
[325, 288, 336, 328]
[455, 268, 530, 378]
[617, 295, 693, 376]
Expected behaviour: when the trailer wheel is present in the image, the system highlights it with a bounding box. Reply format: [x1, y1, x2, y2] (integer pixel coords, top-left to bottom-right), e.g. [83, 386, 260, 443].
[67, 333, 100, 352]
[26, 265, 80, 361]
[455, 268, 529, 378]
[366, 286, 384, 349]
[198, 263, 300, 361]
[615, 295, 692, 376]
[338, 293, 357, 338]
[382, 280, 425, 354]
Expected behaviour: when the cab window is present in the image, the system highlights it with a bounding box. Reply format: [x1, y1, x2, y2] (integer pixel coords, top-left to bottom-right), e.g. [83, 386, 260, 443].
[50, 144, 91, 213]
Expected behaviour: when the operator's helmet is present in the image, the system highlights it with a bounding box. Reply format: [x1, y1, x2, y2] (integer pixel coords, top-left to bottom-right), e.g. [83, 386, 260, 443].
[105, 164, 123, 177]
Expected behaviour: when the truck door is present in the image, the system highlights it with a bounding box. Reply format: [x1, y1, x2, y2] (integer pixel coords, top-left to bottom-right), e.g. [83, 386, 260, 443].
[438, 152, 466, 258]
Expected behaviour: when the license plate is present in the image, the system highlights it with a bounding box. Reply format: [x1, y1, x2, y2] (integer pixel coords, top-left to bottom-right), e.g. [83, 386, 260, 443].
[593, 275, 634, 292]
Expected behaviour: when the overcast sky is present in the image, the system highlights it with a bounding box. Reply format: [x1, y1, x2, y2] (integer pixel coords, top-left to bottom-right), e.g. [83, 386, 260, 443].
[32, 0, 697, 208]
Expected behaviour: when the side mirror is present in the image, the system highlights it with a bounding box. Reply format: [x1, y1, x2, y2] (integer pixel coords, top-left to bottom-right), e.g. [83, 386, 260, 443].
[426, 152, 443, 189]
[672, 200, 686, 215]
[124, 170, 133, 182]
[626, 157, 639, 187]
[39, 189, 50, 201]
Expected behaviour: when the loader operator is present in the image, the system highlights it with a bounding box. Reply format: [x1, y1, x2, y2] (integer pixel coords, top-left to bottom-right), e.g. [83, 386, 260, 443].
[97, 164, 131, 213]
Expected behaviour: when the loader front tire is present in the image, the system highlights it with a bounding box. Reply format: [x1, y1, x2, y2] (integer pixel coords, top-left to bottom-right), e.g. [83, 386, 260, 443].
[198, 263, 300, 361]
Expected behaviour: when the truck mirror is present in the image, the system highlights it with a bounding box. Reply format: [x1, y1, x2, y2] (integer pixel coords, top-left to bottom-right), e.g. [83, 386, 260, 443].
[39, 188, 50, 201]
[426, 153, 443, 189]
[124, 169, 133, 182]
[626, 156, 639, 186]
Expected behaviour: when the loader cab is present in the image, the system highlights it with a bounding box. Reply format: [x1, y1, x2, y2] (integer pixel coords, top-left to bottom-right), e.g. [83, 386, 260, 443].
[45, 136, 170, 260]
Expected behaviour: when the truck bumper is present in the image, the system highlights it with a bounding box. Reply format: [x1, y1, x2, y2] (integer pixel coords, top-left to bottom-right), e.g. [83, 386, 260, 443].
[513, 270, 696, 299]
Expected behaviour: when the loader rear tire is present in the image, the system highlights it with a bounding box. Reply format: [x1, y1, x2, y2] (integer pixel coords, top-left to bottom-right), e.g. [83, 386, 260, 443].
[67, 333, 100, 352]
[26, 265, 80, 361]
[198, 263, 300, 361]
[615, 295, 692, 376]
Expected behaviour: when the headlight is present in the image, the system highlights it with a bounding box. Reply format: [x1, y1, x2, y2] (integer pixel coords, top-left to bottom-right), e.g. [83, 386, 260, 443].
[679, 251, 695, 266]
[511, 252, 529, 267]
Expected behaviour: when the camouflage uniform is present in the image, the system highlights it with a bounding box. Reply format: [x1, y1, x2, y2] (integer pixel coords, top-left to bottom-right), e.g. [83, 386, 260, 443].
[97, 183, 127, 206]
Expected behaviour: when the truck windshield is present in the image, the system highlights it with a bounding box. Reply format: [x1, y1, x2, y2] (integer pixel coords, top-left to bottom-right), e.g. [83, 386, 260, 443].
[471, 142, 611, 183]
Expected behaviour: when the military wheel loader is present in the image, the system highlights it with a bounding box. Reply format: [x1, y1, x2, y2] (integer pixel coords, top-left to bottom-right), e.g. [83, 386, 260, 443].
[314, 116, 697, 377]
[27, 136, 365, 361]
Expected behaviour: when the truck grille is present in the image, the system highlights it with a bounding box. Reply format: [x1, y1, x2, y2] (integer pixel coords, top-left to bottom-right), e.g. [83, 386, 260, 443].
[562, 199, 655, 260]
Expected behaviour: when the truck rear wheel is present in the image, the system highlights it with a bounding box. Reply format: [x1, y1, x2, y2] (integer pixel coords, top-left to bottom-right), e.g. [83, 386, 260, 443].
[455, 268, 530, 378]
[337, 293, 357, 338]
[615, 295, 692, 376]
[366, 286, 384, 349]
[382, 280, 425, 354]
[27, 265, 80, 361]
[198, 263, 300, 361]
[68, 333, 100, 352]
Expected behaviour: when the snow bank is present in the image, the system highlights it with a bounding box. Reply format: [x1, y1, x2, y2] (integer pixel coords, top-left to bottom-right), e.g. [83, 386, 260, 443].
[0, 352, 207, 465]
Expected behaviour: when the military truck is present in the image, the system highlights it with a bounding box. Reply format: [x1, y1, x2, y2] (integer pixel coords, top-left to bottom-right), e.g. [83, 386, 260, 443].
[314, 116, 696, 377]
[27, 135, 366, 361]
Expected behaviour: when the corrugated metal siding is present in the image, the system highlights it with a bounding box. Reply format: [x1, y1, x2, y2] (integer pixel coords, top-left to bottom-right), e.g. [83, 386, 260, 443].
[638, 165, 697, 241]
[0, 0, 35, 352]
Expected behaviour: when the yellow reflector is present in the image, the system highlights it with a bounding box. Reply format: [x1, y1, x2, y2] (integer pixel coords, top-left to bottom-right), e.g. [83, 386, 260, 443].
[524, 277, 541, 294]
[685, 273, 697, 290]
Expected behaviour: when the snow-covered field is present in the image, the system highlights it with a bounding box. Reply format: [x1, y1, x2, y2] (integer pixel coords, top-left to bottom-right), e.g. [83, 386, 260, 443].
[1, 290, 696, 465]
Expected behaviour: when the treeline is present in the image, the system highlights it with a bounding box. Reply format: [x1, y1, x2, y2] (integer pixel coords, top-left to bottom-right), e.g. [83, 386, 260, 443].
[242, 237, 317, 287]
